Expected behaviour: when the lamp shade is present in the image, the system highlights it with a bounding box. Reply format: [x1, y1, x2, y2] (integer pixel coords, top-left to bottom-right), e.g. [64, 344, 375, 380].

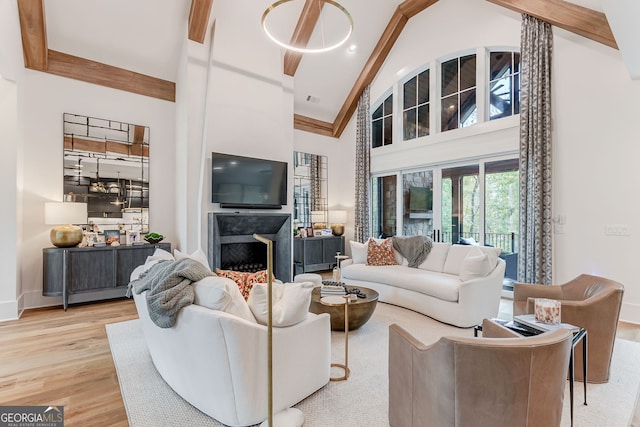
[329, 210, 348, 224]
[45, 202, 87, 225]
[311, 211, 325, 223]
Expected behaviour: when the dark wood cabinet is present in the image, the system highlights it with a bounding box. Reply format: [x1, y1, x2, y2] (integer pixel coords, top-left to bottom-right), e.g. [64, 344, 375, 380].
[43, 242, 171, 310]
[293, 235, 344, 274]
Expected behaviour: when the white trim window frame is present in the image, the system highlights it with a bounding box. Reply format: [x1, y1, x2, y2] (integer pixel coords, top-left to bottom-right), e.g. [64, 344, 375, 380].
[487, 48, 521, 121]
[371, 90, 394, 149]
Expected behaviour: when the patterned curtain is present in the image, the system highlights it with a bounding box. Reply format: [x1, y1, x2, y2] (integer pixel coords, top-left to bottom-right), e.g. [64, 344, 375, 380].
[354, 86, 371, 243]
[518, 14, 553, 285]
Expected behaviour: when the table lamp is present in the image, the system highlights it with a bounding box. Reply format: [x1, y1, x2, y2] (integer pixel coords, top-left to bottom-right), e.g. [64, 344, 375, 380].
[329, 210, 347, 236]
[45, 202, 87, 247]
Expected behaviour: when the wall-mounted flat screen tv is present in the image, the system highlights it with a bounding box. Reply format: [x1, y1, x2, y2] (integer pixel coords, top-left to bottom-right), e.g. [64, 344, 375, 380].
[409, 186, 433, 219]
[211, 152, 287, 209]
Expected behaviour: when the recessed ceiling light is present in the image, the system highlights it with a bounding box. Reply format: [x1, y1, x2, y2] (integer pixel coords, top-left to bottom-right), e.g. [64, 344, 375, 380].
[347, 44, 357, 53]
[396, 67, 407, 76]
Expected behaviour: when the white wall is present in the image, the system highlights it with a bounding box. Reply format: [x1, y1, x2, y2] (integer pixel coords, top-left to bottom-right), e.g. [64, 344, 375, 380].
[552, 27, 640, 323]
[0, 78, 21, 320]
[367, 0, 640, 323]
[16, 71, 176, 310]
[293, 116, 358, 253]
[179, 0, 297, 255]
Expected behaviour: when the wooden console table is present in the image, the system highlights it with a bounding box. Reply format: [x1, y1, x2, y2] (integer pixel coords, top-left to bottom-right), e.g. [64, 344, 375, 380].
[43, 242, 171, 310]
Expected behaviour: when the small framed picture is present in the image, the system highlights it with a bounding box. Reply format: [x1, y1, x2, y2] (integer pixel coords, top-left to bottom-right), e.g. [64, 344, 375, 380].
[83, 232, 98, 247]
[104, 230, 120, 245]
[126, 230, 140, 245]
[305, 227, 315, 238]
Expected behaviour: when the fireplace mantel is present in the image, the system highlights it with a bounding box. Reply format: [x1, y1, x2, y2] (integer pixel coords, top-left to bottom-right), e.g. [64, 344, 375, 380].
[208, 212, 292, 281]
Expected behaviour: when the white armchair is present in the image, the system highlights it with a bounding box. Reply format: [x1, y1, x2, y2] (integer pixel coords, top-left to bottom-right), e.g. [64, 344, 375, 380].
[133, 291, 331, 427]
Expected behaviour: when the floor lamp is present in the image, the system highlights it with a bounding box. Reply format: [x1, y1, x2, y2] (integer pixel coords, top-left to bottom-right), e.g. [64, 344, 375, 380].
[254, 234, 304, 427]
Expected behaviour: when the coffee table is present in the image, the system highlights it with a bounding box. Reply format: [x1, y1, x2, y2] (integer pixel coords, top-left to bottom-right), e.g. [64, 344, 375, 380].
[309, 285, 378, 331]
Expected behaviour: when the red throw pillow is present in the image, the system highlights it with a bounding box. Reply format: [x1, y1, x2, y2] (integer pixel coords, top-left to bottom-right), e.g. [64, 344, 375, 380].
[215, 269, 275, 300]
[215, 269, 251, 299]
[366, 238, 397, 266]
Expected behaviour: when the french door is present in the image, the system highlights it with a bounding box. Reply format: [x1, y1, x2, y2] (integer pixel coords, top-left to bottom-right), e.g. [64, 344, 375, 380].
[371, 157, 519, 279]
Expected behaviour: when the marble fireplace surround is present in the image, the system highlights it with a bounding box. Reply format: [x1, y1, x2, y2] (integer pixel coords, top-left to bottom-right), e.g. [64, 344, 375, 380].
[208, 212, 292, 282]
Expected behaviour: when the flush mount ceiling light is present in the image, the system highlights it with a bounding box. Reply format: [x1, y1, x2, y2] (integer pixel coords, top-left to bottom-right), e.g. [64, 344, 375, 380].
[262, 0, 353, 54]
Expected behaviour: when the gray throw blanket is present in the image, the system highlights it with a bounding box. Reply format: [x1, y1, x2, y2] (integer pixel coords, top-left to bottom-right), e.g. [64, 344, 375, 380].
[127, 258, 214, 328]
[392, 236, 433, 268]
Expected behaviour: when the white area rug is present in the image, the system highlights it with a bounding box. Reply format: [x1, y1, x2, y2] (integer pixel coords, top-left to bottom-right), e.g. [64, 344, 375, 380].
[106, 303, 640, 426]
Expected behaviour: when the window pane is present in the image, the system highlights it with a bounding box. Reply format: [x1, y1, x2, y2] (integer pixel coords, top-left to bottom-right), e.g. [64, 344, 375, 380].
[418, 70, 429, 105]
[403, 77, 417, 109]
[383, 116, 393, 145]
[372, 119, 383, 148]
[417, 104, 429, 137]
[403, 109, 417, 141]
[513, 73, 520, 115]
[489, 77, 511, 120]
[441, 95, 458, 132]
[514, 52, 521, 73]
[373, 175, 397, 237]
[441, 58, 458, 97]
[484, 159, 519, 279]
[383, 94, 393, 116]
[459, 55, 476, 91]
[489, 52, 512, 80]
[372, 104, 383, 120]
[460, 89, 476, 127]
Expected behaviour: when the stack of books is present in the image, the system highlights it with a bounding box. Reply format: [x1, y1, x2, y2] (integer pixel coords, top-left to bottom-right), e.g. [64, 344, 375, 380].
[320, 282, 346, 297]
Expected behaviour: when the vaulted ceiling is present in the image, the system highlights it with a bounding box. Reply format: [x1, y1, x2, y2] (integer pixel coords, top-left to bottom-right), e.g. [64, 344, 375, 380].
[16, 0, 628, 138]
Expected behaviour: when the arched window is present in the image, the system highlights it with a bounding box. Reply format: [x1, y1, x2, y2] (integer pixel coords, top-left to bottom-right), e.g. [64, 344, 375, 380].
[440, 54, 477, 132]
[402, 69, 430, 141]
[488, 51, 521, 120]
[372, 93, 393, 148]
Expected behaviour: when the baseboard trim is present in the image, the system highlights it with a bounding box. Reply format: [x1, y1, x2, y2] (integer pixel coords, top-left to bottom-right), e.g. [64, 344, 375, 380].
[621, 302, 640, 325]
[0, 298, 20, 322]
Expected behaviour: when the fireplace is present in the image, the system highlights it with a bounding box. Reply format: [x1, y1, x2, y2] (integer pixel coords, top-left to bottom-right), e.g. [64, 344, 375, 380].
[208, 212, 292, 281]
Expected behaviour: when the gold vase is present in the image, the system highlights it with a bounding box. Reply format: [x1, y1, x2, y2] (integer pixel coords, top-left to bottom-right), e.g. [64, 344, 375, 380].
[50, 225, 83, 247]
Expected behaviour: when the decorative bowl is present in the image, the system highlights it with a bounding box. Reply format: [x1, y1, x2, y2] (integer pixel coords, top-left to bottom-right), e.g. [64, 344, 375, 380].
[144, 233, 164, 244]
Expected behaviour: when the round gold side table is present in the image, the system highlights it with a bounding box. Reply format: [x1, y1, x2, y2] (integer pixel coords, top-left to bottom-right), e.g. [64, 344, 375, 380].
[320, 294, 356, 381]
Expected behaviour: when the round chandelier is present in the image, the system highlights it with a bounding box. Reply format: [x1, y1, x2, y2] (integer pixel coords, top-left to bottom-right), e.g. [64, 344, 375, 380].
[261, 0, 354, 54]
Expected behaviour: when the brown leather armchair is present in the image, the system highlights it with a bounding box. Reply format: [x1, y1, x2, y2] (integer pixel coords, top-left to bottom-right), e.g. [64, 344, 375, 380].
[513, 274, 624, 383]
[388, 321, 573, 427]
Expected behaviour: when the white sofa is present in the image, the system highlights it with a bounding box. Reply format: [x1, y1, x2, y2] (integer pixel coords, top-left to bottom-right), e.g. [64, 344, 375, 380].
[131, 257, 331, 427]
[340, 242, 506, 328]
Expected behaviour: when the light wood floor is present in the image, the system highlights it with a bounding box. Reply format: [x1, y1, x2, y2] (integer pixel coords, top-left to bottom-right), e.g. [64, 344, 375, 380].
[0, 299, 138, 427]
[1, 298, 638, 426]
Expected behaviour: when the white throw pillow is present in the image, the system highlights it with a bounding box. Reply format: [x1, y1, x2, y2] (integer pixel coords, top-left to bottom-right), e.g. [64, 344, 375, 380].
[350, 240, 367, 264]
[193, 276, 256, 323]
[460, 247, 493, 281]
[174, 248, 211, 271]
[418, 242, 451, 272]
[247, 281, 315, 327]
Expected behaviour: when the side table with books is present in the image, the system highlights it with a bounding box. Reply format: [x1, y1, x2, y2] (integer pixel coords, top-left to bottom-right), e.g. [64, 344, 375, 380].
[475, 315, 587, 427]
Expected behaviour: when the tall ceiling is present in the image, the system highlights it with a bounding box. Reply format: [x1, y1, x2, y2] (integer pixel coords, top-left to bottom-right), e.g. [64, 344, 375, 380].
[17, 0, 638, 136]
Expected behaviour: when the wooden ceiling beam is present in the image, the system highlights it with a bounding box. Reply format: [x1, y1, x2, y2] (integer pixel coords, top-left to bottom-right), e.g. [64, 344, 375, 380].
[17, 0, 48, 71]
[188, 0, 214, 44]
[332, 0, 439, 138]
[486, 0, 617, 49]
[47, 50, 176, 102]
[284, 0, 325, 76]
[294, 114, 334, 137]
